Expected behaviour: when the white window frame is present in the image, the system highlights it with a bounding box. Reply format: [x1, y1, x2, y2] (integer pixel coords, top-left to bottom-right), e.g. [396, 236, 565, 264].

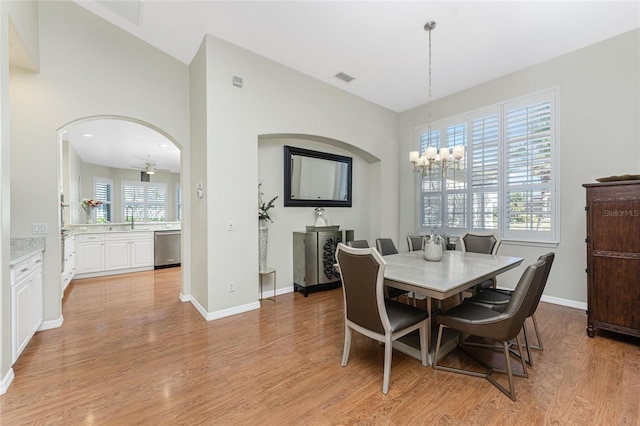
[416, 88, 560, 244]
[94, 177, 113, 223]
[122, 181, 168, 222]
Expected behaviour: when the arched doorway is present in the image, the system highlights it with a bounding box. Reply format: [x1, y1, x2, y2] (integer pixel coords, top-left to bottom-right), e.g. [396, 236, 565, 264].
[57, 115, 184, 302]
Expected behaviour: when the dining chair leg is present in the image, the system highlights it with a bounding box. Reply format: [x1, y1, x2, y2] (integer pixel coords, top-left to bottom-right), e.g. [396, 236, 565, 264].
[382, 336, 393, 394]
[514, 334, 529, 379]
[432, 324, 444, 368]
[341, 326, 352, 366]
[522, 325, 534, 367]
[531, 314, 544, 351]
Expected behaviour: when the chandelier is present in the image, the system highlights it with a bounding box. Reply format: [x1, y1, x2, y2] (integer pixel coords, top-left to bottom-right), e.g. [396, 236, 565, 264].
[409, 21, 464, 177]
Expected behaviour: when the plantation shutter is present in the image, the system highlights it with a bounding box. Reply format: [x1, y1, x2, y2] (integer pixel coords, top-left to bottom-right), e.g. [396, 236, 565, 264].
[504, 94, 554, 238]
[418, 128, 442, 230]
[94, 178, 113, 223]
[123, 182, 167, 222]
[147, 184, 167, 221]
[470, 113, 500, 230]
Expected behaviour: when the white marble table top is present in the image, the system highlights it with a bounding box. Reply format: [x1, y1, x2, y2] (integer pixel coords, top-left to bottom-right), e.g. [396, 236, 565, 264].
[383, 250, 524, 300]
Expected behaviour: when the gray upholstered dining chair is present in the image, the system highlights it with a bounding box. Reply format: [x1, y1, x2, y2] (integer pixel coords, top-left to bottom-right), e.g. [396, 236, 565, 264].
[466, 252, 555, 366]
[335, 243, 429, 395]
[374, 238, 414, 304]
[347, 240, 369, 248]
[406, 235, 424, 252]
[375, 238, 398, 255]
[459, 232, 502, 293]
[433, 258, 548, 401]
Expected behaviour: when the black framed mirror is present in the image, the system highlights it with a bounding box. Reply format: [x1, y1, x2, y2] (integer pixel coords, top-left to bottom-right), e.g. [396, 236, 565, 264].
[284, 145, 352, 207]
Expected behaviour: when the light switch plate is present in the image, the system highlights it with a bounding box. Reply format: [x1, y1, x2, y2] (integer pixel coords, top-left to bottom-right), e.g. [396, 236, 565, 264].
[32, 223, 48, 234]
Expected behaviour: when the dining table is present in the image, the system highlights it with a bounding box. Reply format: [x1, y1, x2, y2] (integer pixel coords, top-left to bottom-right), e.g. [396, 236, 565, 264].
[382, 250, 524, 364]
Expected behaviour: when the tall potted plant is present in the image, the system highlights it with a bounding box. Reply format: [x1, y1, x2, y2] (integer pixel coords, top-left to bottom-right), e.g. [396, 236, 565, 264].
[258, 183, 278, 271]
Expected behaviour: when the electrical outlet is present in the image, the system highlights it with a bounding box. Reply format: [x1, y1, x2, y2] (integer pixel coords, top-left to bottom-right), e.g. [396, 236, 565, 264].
[227, 220, 235, 231]
[228, 281, 235, 292]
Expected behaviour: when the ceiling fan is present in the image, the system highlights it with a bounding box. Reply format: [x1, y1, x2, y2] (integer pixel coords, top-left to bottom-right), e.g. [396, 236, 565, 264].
[130, 161, 169, 175]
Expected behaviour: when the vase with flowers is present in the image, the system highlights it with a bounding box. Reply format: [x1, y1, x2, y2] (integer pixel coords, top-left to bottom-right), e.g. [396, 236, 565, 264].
[81, 199, 103, 224]
[258, 183, 278, 271]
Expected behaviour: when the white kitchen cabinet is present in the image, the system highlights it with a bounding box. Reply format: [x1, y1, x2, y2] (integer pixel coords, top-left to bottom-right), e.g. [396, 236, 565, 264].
[105, 239, 131, 270]
[11, 252, 43, 363]
[130, 238, 154, 268]
[76, 234, 105, 274]
[62, 234, 75, 295]
[75, 231, 154, 278]
[105, 232, 154, 270]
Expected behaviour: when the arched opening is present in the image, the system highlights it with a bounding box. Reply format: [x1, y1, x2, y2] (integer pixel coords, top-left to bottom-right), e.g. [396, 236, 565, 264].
[57, 115, 183, 303]
[257, 133, 380, 296]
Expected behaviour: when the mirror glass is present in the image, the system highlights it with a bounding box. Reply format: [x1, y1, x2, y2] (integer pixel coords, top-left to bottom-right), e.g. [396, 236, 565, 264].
[284, 145, 352, 207]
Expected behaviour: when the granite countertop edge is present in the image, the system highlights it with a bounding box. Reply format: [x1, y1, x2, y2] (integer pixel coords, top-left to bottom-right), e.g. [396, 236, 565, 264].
[10, 237, 46, 266]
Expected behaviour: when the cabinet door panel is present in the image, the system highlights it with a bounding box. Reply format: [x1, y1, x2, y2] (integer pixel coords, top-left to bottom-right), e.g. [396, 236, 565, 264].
[590, 198, 640, 253]
[77, 242, 105, 273]
[130, 239, 154, 267]
[13, 280, 31, 363]
[592, 257, 640, 330]
[105, 240, 130, 270]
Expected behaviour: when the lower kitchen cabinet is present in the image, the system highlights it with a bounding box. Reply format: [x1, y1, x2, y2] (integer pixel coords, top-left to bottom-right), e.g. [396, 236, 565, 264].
[62, 234, 75, 296]
[76, 234, 105, 274]
[76, 232, 154, 278]
[105, 233, 154, 271]
[11, 252, 43, 363]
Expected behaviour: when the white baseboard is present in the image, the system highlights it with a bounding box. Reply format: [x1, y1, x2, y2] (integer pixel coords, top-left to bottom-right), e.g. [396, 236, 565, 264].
[540, 294, 587, 311]
[179, 293, 191, 302]
[496, 286, 587, 311]
[39, 315, 64, 331]
[190, 296, 260, 321]
[260, 285, 294, 299]
[0, 368, 14, 395]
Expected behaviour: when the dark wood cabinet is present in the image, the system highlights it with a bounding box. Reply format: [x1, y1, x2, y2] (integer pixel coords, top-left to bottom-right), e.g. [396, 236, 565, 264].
[583, 180, 640, 338]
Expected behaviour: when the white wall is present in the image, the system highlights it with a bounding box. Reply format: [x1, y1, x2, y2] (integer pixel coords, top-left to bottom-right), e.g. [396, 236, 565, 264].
[258, 137, 376, 293]
[8, 1, 189, 332]
[399, 29, 640, 305]
[191, 35, 398, 315]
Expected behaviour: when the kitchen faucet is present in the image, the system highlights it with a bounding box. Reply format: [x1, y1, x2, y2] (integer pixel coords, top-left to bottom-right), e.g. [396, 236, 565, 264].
[126, 205, 134, 230]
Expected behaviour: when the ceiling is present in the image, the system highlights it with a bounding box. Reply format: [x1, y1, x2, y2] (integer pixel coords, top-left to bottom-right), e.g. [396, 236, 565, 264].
[63, 1, 639, 171]
[63, 119, 181, 174]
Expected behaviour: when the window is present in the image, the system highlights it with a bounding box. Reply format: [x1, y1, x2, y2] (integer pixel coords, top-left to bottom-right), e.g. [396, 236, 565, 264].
[417, 89, 558, 243]
[94, 177, 113, 223]
[122, 181, 167, 222]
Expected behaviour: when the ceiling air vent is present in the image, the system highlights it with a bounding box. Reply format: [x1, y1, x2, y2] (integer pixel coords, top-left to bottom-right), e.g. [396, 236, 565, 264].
[334, 72, 355, 83]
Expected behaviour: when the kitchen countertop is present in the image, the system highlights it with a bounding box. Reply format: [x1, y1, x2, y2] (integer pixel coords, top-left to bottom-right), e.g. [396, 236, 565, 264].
[10, 237, 46, 265]
[64, 222, 181, 235]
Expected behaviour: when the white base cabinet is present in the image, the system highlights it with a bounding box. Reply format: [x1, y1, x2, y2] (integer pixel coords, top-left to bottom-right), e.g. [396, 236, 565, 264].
[76, 232, 154, 278]
[11, 252, 43, 363]
[76, 234, 105, 274]
[62, 234, 75, 296]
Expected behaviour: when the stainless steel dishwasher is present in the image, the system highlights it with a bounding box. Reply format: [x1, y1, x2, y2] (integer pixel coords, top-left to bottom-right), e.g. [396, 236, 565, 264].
[154, 230, 181, 268]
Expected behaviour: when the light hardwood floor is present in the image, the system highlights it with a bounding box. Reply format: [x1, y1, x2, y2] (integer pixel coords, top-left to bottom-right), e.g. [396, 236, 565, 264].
[1, 268, 639, 425]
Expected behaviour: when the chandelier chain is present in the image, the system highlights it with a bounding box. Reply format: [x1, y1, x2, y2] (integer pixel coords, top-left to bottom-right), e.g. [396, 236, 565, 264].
[409, 21, 464, 178]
